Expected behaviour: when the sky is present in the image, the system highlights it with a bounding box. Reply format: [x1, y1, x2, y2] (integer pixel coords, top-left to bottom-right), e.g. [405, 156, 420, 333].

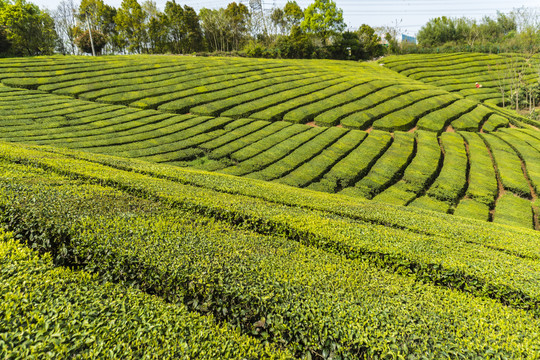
[34, 0, 540, 36]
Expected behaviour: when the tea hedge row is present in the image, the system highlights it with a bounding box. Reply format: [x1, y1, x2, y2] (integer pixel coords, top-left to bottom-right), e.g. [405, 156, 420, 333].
[380, 53, 540, 111]
[276, 129, 367, 188]
[382, 53, 492, 72]
[373, 131, 441, 205]
[339, 89, 447, 129]
[481, 133, 531, 197]
[0, 55, 520, 131]
[416, 98, 478, 132]
[188, 73, 329, 117]
[158, 70, 320, 114]
[483, 114, 510, 132]
[2, 142, 540, 314]
[0, 230, 288, 359]
[497, 130, 540, 196]
[308, 130, 392, 192]
[50, 134, 540, 241]
[245, 127, 347, 181]
[425, 132, 468, 203]
[451, 104, 493, 131]
[2, 157, 540, 358]
[493, 193, 534, 229]
[341, 132, 415, 198]
[0, 84, 536, 225]
[372, 93, 459, 131]
[0, 82, 536, 226]
[454, 198, 491, 221]
[459, 132, 498, 206]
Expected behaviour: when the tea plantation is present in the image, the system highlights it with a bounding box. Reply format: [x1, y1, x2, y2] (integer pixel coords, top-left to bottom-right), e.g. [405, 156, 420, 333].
[1, 54, 540, 358]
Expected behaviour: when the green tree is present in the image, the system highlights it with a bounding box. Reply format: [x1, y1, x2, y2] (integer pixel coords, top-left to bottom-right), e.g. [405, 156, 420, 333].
[163, 2, 202, 54]
[74, 29, 107, 54]
[183, 5, 203, 52]
[417, 16, 458, 47]
[78, 0, 116, 35]
[164, 0, 184, 53]
[143, 0, 167, 53]
[224, 2, 249, 51]
[0, 25, 11, 54]
[146, 14, 167, 53]
[357, 24, 383, 59]
[0, 0, 58, 56]
[77, 0, 117, 53]
[301, 0, 344, 45]
[199, 8, 227, 52]
[53, 0, 77, 54]
[283, 1, 303, 29]
[329, 31, 360, 60]
[275, 24, 314, 58]
[114, 0, 146, 53]
[270, 7, 286, 35]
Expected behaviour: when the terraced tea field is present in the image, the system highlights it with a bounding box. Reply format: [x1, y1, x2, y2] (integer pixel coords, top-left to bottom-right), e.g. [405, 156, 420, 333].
[2, 54, 540, 358]
[381, 52, 540, 105]
[1, 54, 539, 229]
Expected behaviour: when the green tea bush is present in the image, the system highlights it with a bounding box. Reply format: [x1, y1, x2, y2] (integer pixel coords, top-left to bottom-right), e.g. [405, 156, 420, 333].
[396, 130, 442, 193]
[132, 65, 292, 110]
[221, 77, 342, 119]
[282, 80, 376, 124]
[496, 131, 540, 197]
[209, 122, 291, 160]
[2, 159, 540, 358]
[459, 132, 498, 206]
[277, 130, 366, 188]
[247, 127, 346, 181]
[482, 114, 510, 132]
[454, 198, 491, 221]
[249, 81, 357, 122]
[342, 132, 415, 198]
[426, 132, 468, 203]
[158, 70, 309, 114]
[416, 98, 477, 132]
[309, 130, 392, 192]
[373, 93, 458, 131]
[313, 84, 425, 127]
[340, 89, 444, 129]
[493, 193, 533, 229]
[223, 127, 324, 176]
[227, 124, 308, 163]
[481, 133, 531, 197]
[451, 105, 493, 131]
[0, 231, 289, 359]
[190, 73, 326, 117]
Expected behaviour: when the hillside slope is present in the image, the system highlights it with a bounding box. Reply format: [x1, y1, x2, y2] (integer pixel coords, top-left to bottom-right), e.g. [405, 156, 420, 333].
[1, 140, 540, 358]
[2, 54, 540, 357]
[0, 75, 539, 228]
[380, 52, 539, 106]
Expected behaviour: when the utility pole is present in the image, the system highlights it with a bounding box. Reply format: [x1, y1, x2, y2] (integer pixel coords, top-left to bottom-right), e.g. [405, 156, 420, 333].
[85, 11, 96, 56]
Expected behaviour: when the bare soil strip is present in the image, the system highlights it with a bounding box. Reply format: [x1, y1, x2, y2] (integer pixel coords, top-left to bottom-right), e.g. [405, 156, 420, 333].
[445, 124, 455, 133]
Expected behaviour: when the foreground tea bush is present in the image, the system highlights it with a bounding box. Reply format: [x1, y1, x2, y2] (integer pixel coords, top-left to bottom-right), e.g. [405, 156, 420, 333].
[0, 230, 288, 359]
[2, 161, 540, 358]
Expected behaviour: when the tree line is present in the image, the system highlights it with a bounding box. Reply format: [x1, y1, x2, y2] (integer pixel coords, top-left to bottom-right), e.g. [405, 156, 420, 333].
[0, 0, 384, 60]
[412, 9, 540, 55]
[0, 0, 539, 60]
